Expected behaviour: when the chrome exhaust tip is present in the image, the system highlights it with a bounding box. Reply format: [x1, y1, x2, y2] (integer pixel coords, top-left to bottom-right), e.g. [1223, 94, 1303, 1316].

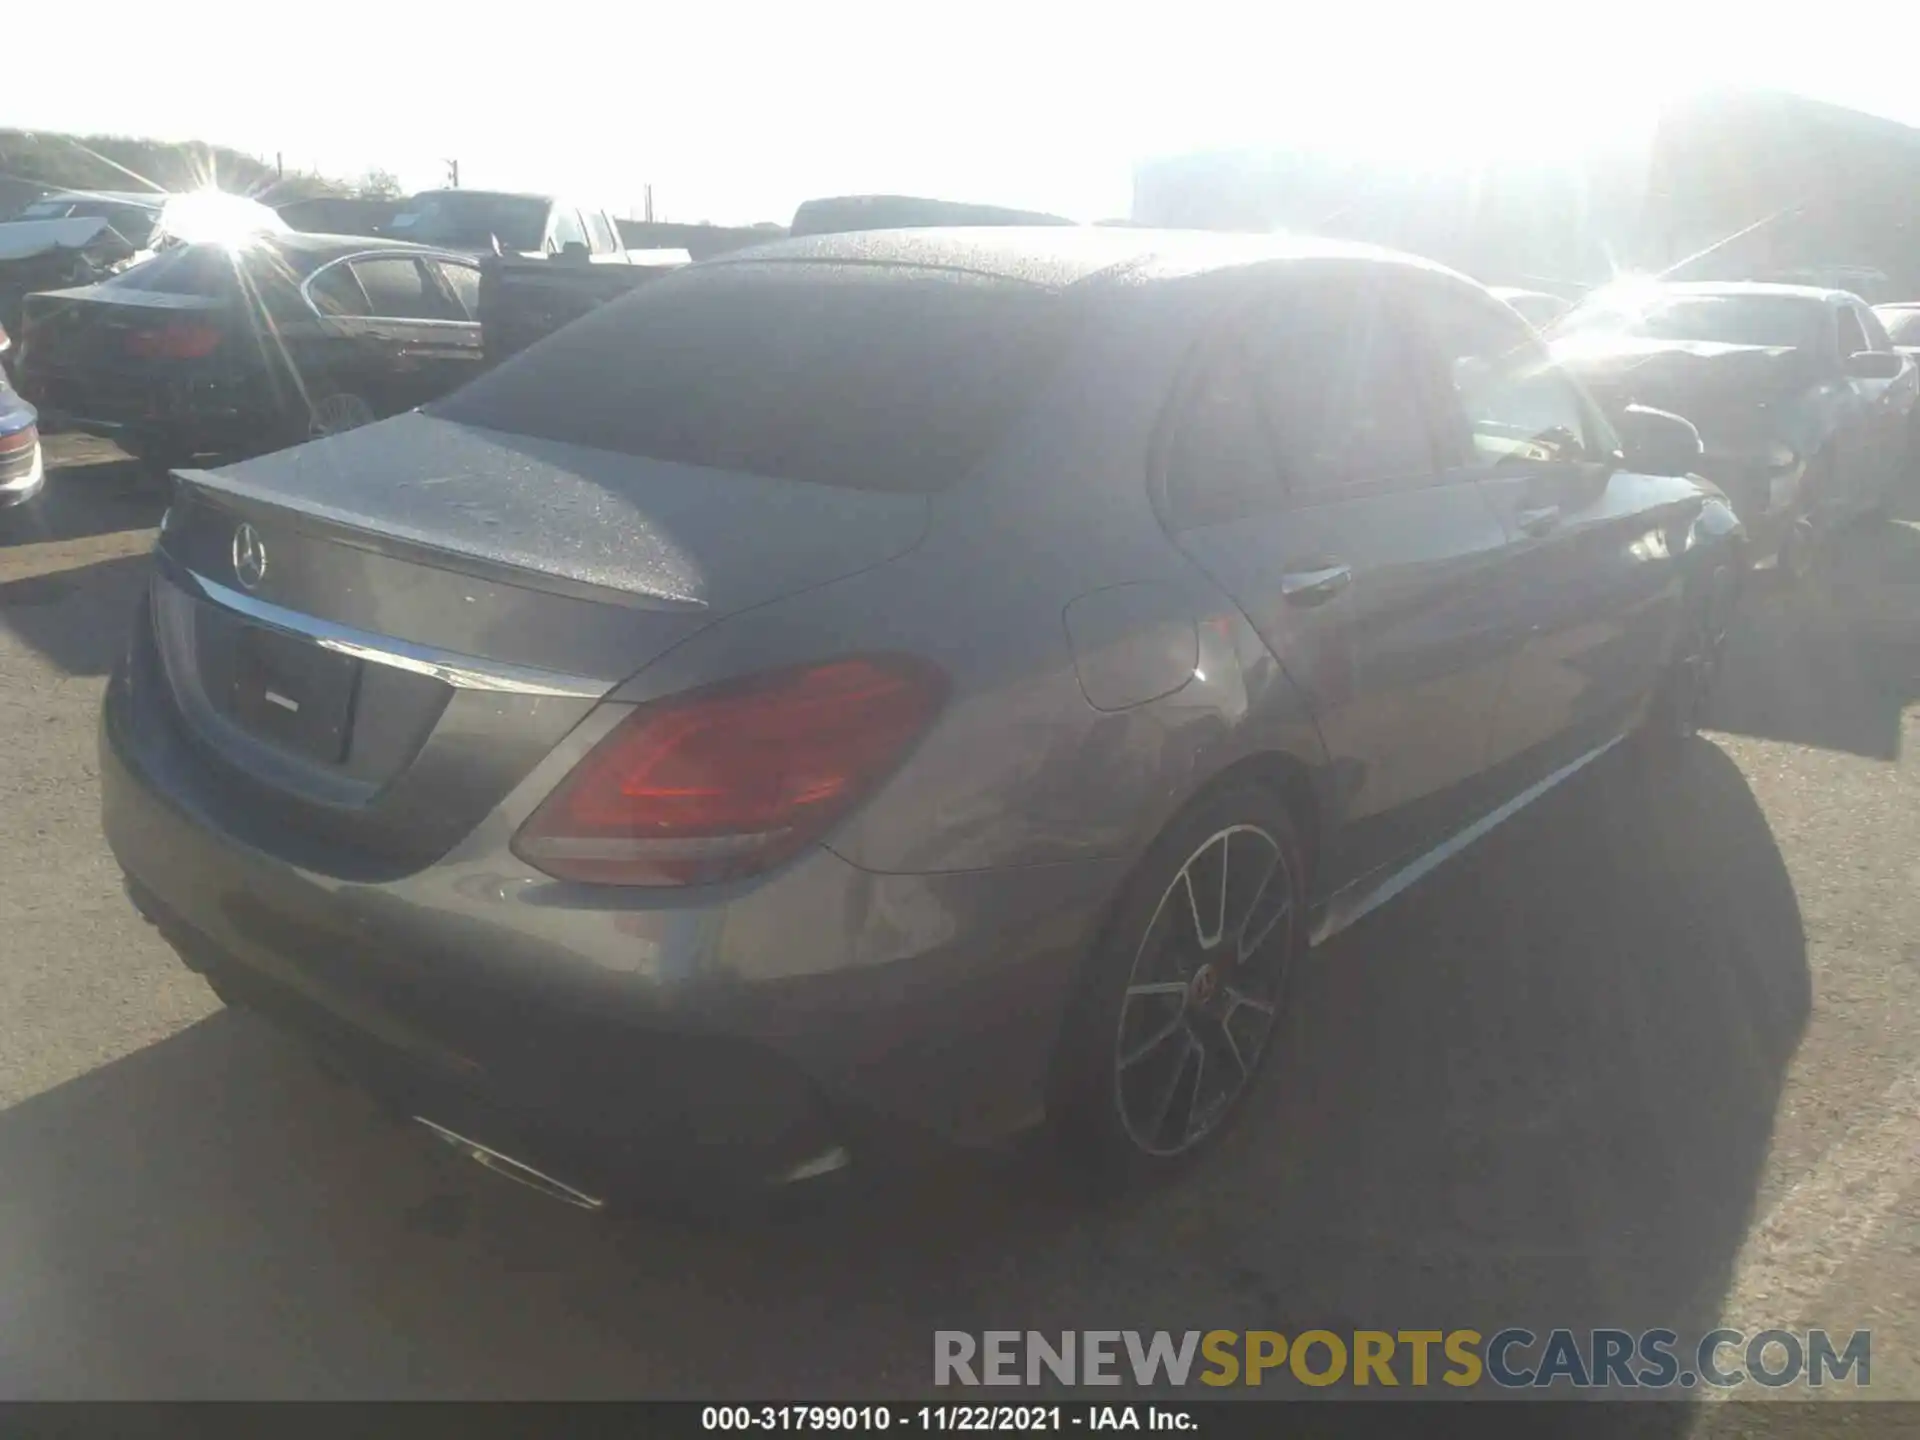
[413, 1116, 606, 1211]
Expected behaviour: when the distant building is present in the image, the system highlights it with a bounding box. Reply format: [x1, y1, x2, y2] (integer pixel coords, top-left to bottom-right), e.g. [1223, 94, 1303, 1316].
[1131, 90, 1920, 301]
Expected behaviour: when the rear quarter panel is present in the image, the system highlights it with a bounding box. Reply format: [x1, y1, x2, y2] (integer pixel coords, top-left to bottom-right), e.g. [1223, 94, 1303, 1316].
[604, 287, 1329, 878]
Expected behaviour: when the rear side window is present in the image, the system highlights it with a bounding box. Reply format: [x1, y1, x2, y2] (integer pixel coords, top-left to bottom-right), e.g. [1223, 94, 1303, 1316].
[430, 261, 1077, 493]
[1161, 343, 1280, 529]
[1239, 280, 1439, 491]
[351, 257, 438, 319]
[307, 261, 370, 316]
[430, 259, 481, 318]
[585, 211, 619, 254]
[1420, 286, 1605, 467]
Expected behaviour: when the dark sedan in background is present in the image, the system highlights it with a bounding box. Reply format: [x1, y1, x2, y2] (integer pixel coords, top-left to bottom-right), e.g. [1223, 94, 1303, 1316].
[101, 230, 1742, 1206]
[1552, 281, 1915, 572]
[14, 233, 482, 479]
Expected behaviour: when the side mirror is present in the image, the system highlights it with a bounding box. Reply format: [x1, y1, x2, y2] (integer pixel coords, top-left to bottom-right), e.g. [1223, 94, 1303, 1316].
[1845, 349, 1904, 380]
[1615, 403, 1704, 477]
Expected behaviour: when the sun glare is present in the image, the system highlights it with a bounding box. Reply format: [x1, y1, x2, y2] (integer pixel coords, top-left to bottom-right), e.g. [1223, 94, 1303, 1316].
[157, 189, 286, 248]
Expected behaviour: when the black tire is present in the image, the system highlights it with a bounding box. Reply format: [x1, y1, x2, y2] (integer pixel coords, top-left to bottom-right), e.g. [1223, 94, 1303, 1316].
[1639, 551, 1738, 756]
[1052, 779, 1308, 1185]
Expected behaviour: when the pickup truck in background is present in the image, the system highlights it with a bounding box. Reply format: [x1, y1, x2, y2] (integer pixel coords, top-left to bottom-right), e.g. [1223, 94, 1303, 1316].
[478, 245, 689, 364]
[384, 190, 630, 260]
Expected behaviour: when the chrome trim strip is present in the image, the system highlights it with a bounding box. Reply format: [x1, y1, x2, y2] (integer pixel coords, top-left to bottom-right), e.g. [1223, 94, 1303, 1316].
[178, 570, 611, 699]
[299, 247, 483, 319]
[1311, 733, 1627, 948]
[413, 1117, 606, 1211]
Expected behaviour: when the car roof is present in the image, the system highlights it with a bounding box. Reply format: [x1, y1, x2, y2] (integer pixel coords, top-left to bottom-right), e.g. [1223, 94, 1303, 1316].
[261, 232, 466, 260]
[34, 190, 165, 209]
[1654, 281, 1852, 304]
[709, 226, 1460, 292]
[404, 188, 553, 203]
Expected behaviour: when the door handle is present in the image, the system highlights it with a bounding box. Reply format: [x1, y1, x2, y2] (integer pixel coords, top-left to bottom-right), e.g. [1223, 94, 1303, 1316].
[1280, 563, 1352, 605]
[1516, 504, 1561, 536]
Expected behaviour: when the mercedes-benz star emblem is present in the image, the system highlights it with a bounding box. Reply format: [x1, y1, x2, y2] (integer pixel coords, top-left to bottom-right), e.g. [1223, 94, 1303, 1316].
[232, 523, 268, 591]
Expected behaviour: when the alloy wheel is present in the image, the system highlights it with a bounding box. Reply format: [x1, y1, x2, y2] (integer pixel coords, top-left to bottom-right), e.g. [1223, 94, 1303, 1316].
[1113, 824, 1295, 1157]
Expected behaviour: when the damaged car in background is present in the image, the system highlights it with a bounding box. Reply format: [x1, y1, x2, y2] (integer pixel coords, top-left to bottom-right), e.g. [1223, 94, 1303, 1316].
[1552, 281, 1915, 574]
[0, 189, 288, 339]
[13, 232, 480, 481]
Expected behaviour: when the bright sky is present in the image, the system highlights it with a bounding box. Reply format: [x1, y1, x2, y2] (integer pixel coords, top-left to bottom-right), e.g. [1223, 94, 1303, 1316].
[11, 1, 1920, 225]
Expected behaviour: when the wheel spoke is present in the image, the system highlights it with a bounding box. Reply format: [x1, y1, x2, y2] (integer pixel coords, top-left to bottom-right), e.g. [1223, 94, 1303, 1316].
[1125, 981, 1187, 1000]
[1228, 983, 1276, 1014]
[1143, 1033, 1200, 1142]
[1177, 1041, 1208, 1145]
[1239, 894, 1292, 963]
[1181, 848, 1228, 951]
[1119, 1009, 1189, 1069]
[1217, 1015, 1249, 1078]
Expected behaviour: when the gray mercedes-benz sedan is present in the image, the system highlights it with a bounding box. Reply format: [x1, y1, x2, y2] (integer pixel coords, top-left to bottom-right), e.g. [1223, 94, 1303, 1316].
[100, 228, 1743, 1204]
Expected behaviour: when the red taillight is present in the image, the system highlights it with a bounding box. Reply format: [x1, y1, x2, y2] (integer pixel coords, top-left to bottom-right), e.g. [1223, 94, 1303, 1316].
[0, 427, 34, 458]
[123, 322, 223, 360]
[513, 656, 946, 886]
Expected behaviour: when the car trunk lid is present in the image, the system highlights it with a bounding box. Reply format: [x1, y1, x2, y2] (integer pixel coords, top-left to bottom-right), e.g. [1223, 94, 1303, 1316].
[146, 412, 928, 875]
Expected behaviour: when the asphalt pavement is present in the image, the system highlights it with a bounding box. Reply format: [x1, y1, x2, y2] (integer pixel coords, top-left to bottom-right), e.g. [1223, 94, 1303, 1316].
[2, 435, 1918, 1406]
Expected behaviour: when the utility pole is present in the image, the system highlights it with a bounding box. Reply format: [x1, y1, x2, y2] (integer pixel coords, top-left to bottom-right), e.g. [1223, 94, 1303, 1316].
[275, 152, 284, 179]
[445, 158, 460, 189]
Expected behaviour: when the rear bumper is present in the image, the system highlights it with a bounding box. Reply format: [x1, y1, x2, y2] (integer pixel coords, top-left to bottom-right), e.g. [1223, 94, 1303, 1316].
[99, 627, 1121, 1194]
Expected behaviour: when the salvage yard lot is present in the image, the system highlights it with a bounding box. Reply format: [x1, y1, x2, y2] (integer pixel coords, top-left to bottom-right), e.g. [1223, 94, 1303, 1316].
[2, 433, 1919, 1402]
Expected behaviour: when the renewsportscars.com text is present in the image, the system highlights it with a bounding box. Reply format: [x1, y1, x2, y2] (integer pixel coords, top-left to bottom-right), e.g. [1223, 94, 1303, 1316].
[934, 1328, 1871, 1390]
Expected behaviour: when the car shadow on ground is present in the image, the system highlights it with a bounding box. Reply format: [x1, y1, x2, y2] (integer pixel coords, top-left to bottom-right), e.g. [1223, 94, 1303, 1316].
[0, 449, 163, 550]
[0, 739, 1806, 1415]
[1712, 514, 1920, 761]
[0, 553, 151, 677]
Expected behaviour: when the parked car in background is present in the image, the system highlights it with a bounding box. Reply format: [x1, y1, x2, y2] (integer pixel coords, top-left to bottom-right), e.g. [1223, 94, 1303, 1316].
[787, 194, 1076, 237]
[1874, 302, 1920, 356]
[277, 195, 401, 238]
[1761, 265, 1892, 304]
[1490, 286, 1573, 331]
[478, 246, 689, 364]
[384, 190, 627, 260]
[0, 323, 42, 511]
[101, 230, 1742, 1206]
[15, 233, 481, 478]
[0, 190, 288, 339]
[1553, 281, 1915, 571]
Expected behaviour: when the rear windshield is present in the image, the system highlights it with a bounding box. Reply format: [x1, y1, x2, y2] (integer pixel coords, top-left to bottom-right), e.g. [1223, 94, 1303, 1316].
[389, 192, 548, 251]
[101, 243, 307, 305]
[103, 246, 239, 297]
[430, 260, 1077, 493]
